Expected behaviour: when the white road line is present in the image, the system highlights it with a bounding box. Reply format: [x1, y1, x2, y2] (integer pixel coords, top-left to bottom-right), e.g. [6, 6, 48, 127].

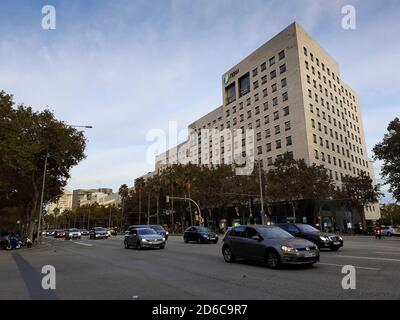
[318, 262, 379, 271]
[73, 242, 93, 247]
[375, 251, 400, 255]
[336, 255, 400, 262]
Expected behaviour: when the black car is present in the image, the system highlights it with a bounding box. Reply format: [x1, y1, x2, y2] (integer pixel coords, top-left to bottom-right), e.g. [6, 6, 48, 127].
[129, 225, 169, 240]
[184, 226, 218, 244]
[80, 229, 90, 236]
[89, 227, 108, 239]
[276, 223, 343, 251]
[222, 225, 319, 269]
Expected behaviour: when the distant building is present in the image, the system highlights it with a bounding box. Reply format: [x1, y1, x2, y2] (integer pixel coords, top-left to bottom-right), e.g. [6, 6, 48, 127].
[47, 190, 73, 215]
[71, 188, 120, 211]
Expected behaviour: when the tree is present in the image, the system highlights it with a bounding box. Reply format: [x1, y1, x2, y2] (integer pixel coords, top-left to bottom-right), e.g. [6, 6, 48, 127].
[134, 177, 145, 224]
[265, 153, 335, 220]
[380, 204, 400, 226]
[373, 118, 400, 202]
[0, 91, 86, 237]
[341, 171, 382, 230]
[118, 184, 129, 228]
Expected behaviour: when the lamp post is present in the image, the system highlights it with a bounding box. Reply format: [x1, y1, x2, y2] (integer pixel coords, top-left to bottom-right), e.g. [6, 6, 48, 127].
[36, 124, 92, 243]
[257, 160, 265, 225]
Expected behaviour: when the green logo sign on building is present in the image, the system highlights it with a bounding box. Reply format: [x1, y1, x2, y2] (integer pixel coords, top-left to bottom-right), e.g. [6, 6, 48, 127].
[223, 73, 230, 84]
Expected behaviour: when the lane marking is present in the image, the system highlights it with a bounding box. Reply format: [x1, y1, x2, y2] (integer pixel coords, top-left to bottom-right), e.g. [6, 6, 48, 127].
[318, 262, 379, 271]
[375, 251, 400, 255]
[336, 255, 400, 262]
[72, 242, 93, 247]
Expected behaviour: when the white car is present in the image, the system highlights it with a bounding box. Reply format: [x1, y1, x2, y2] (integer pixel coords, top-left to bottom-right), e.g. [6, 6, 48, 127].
[65, 228, 82, 240]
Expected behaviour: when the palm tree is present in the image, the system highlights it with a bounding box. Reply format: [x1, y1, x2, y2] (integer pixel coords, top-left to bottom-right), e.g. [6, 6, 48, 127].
[134, 177, 145, 224]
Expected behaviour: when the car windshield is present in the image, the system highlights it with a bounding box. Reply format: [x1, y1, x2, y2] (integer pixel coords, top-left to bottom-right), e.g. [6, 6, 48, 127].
[150, 225, 164, 231]
[69, 228, 79, 232]
[296, 224, 319, 232]
[195, 227, 210, 233]
[95, 227, 106, 231]
[138, 228, 157, 235]
[257, 227, 294, 239]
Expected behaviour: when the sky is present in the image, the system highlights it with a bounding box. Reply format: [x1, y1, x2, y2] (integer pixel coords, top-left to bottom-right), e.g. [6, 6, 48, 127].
[0, 0, 399, 202]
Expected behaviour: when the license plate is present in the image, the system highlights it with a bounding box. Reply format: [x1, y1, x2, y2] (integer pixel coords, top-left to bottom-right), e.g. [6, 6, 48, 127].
[304, 252, 316, 257]
[333, 241, 341, 245]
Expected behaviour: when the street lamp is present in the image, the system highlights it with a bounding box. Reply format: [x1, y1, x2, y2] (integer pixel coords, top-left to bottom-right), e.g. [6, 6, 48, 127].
[37, 124, 93, 243]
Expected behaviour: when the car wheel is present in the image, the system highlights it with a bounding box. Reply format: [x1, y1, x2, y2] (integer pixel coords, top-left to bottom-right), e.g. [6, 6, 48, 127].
[184, 236, 188, 243]
[266, 250, 280, 269]
[124, 240, 130, 249]
[136, 241, 142, 250]
[223, 246, 235, 263]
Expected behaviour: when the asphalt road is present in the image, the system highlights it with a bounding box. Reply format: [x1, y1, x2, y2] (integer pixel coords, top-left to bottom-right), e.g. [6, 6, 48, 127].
[1, 235, 400, 300]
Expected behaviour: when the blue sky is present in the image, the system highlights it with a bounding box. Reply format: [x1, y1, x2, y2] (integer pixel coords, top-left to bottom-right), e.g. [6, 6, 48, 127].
[0, 0, 399, 201]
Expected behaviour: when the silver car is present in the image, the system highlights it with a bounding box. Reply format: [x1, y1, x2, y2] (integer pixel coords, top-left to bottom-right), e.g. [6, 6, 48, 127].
[124, 227, 166, 249]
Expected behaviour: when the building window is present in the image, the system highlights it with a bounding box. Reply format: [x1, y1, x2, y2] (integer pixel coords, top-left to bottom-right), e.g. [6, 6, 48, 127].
[283, 106, 290, 116]
[276, 140, 282, 149]
[269, 56, 276, 66]
[267, 157, 273, 166]
[263, 88, 268, 97]
[239, 73, 250, 97]
[255, 106, 260, 114]
[274, 111, 279, 120]
[261, 62, 266, 71]
[264, 115, 270, 124]
[252, 68, 258, 77]
[286, 136, 292, 146]
[285, 121, 291, 131]
[279, 64, 286, 74]
[272, 83, 277, 93]
[253, 80, 259, 89]
[263, 101, 269, 111]
[278, 50, 285, 60]
[257, 146, 262, 155]
[303, 47, 308, 56]
[261, 75, 267, 85]
[225, 83, 236, 104]
[275, 125, 280, 134]
[282, 92, 288, 102]
[273, 97, 278, 106]
[313, 134, 317, 144]
[247, 110, 252, 119]
[314, 149, 319, 159]
[281, 78, 287, 88]
[266, 143, 272, 152]
[270, 70, 276, 80]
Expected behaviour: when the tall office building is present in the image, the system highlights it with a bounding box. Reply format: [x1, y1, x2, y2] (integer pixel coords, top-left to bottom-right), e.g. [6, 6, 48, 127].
[153, 22, 380, 223]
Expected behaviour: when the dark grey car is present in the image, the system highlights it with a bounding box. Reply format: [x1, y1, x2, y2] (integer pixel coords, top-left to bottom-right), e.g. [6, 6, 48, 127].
[222, 225, 319, 269]
[124, 227, 166, 249]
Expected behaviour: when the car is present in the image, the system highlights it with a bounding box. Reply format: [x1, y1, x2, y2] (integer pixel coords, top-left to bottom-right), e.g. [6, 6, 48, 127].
[107, 228, 117, 236]
[128, 224, 169, 240]
[222, 225, 319, 269]
[276, 223, 343, 251]
[124, 227, 166, 249]
[80, 229, 89, 236]
[65, 228, 82, 240]
[392, 227, 400, 237]
[382, 226, 396, 236]
[89, 227, 109, 239]
[54, 229, 66, 238]
[46, 229, 55, 236]
[183, 226, 218, 244]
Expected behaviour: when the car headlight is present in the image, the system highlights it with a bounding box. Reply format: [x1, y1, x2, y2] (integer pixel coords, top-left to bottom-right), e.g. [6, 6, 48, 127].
[281, 245, 298, 253]
[162, 237, 166, 241]
[339, 236, 343, 241]
[165, 231, 169, 235]
[320, 236, 329, 241]
[142, 239, 148, 242]
[202, 234, 208, 238]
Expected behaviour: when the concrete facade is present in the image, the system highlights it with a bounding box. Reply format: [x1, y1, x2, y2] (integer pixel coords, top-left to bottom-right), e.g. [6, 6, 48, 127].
[151, 22, 380, 221]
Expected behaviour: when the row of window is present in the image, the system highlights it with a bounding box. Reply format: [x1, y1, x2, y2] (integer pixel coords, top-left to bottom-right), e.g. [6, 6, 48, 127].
[306, 74, 359, 123]
[252, 49, 286, 78]
[257, 136, 292, 155]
